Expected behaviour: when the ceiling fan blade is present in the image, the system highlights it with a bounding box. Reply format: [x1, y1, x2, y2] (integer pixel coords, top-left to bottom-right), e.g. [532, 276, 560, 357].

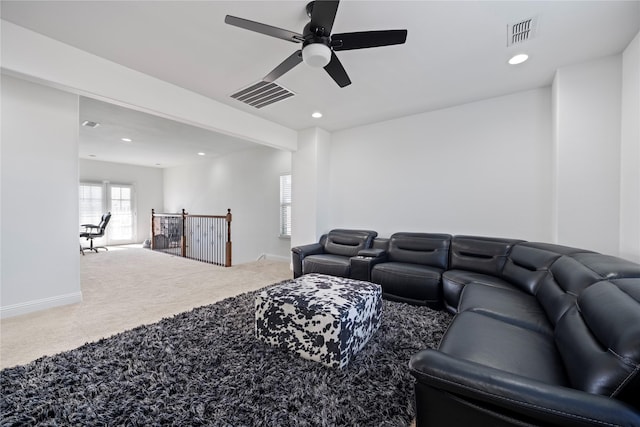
[224, 15, 303, 43]
[331, 30, 407, 51]
[309, 0, 340, 35]
[324, 51, 351, 88]
[263, 50, 303, 83]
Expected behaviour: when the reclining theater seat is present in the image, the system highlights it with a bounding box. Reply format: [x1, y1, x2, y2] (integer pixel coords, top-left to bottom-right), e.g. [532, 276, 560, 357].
[457, 243, 617, 336]
[409, 277, 640, 427]
[410, 244, 640, 426]
[436, 251, 606, 382]
[456, 244, 566, 335]
[442, 235, 523, 313]
[291, 229, 378, 279]
[370, 232, 452, 308]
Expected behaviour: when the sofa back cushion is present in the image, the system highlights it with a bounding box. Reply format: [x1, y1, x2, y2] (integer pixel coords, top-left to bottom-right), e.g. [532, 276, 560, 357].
[571, 252, 640, 280]
[516, 241, 595, 256]
[323, 229, 378, 257]
[554, 279, 640, 408]
[372, 238, 389, 251]
[536, 255, 603, 325]
[449, 236, 522, 276]
[387, 232, 452, 269]
[501, 245, 562, 294]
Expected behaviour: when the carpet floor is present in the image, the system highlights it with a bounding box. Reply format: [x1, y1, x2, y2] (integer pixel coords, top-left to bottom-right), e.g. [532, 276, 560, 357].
[1, 246, 292, 369]
[1, 282, 453, 426]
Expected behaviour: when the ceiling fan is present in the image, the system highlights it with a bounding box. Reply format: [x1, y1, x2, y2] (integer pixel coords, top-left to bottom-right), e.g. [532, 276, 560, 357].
[224, 0, 408, 88]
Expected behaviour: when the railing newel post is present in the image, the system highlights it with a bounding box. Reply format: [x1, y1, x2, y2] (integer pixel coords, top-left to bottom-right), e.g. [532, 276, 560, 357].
[225, 208, 232, 267]
[181, 208, 187, 258]
[151, 209, 155, 250]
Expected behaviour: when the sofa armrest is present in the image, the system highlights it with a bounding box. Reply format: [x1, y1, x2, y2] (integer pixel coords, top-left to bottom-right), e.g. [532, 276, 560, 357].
[350, 249, 388, 281]
[358, 248, 386, 258]
[409, 349, 640, 427]
[291, 243, 325, 278]
[292, 243, 324, 256]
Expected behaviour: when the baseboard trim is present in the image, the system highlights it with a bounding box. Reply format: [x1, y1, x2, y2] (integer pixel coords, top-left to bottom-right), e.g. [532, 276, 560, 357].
[1, 291, 83, 319]
[260, 254, 290, 262]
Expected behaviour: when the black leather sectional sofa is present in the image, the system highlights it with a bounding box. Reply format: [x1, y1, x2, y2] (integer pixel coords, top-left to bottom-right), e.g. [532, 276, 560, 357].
[291, 229, 640, 426]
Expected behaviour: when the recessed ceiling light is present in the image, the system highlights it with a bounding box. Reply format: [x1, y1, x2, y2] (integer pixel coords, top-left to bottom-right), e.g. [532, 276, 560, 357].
[312, 112, 323, 118]
[121, 137, 133, 142]
[197, 152, 206, 156]
[81, 120, 100, 128]
[508, 53, 529, 65]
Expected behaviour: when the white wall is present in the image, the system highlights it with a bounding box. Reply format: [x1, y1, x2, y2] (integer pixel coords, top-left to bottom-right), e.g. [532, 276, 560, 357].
[620, 32, 640, 263]
[552, 55, 622, 255]
[327, 88, 553, 241]
[1, 75, 81, 318]
[79, 159, 164, 243]
[163, 147, 292, 264]
[291, 128, 331, 248]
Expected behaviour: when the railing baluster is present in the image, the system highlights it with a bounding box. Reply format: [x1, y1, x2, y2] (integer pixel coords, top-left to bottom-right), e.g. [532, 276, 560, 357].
[151, 209, 232, 267]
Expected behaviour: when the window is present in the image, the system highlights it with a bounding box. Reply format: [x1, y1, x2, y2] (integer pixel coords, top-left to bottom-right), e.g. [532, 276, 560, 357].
[79, 183, 104, 227]
[109, 185, 134, 242]
[279, 174, 292, 237]
[79, 182, 136, 244]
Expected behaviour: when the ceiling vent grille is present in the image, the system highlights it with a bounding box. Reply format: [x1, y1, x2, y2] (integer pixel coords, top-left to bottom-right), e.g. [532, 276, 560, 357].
[230, 81, 295, 109]
[508, 17, 536, 46]
[81, 120, 100, 128]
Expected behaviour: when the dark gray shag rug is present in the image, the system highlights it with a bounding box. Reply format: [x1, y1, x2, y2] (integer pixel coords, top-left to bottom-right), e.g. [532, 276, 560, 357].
[1, 283, 453, 426]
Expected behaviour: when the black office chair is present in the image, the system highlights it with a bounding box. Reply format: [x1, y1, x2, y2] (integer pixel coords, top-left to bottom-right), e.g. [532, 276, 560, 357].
[80, 212, 111, 255]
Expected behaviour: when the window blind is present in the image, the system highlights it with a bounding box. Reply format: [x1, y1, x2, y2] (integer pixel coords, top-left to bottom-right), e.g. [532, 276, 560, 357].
[280, 174, 292, 237]
[79, 183, 104, 227]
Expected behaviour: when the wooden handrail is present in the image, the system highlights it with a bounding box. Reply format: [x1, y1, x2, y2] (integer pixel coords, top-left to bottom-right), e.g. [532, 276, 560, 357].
[183, 214, 230, 219]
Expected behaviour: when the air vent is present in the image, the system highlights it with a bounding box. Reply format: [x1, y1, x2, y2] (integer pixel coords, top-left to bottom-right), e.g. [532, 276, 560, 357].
[230, 81, 295, 109]
[81, 120, 100, 128]
[508, 17, 536, 46]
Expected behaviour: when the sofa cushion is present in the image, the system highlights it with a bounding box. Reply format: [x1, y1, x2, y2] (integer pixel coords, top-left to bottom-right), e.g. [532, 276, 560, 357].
[387, 232, 452, 269]
[371, 262, 443, 306]
[571, 252, 640, 280]
[442, 270, 514, 313]
[517, 241, 595, 256]
[501, 245, 562, 294]
[449, 235, 522, 276]
[554, 279, 640, 406]
[535, 255, 603, 325]
[439, 311, 569, 386]
[458, 283, 552, 336]
[322, 229, 377, 257]
[302, 254, 352, 278]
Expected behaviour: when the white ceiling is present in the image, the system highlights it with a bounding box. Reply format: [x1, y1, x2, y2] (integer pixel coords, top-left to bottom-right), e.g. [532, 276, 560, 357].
[2, 1, 639, 166]
[78, 97, 258, 168]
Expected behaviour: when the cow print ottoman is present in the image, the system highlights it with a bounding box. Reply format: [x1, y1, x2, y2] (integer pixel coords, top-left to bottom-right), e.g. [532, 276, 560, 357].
[255, 273, 383, 369]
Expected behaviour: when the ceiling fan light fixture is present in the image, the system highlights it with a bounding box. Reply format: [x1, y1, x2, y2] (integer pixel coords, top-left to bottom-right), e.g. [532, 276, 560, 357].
[302, 43, 331, 68]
